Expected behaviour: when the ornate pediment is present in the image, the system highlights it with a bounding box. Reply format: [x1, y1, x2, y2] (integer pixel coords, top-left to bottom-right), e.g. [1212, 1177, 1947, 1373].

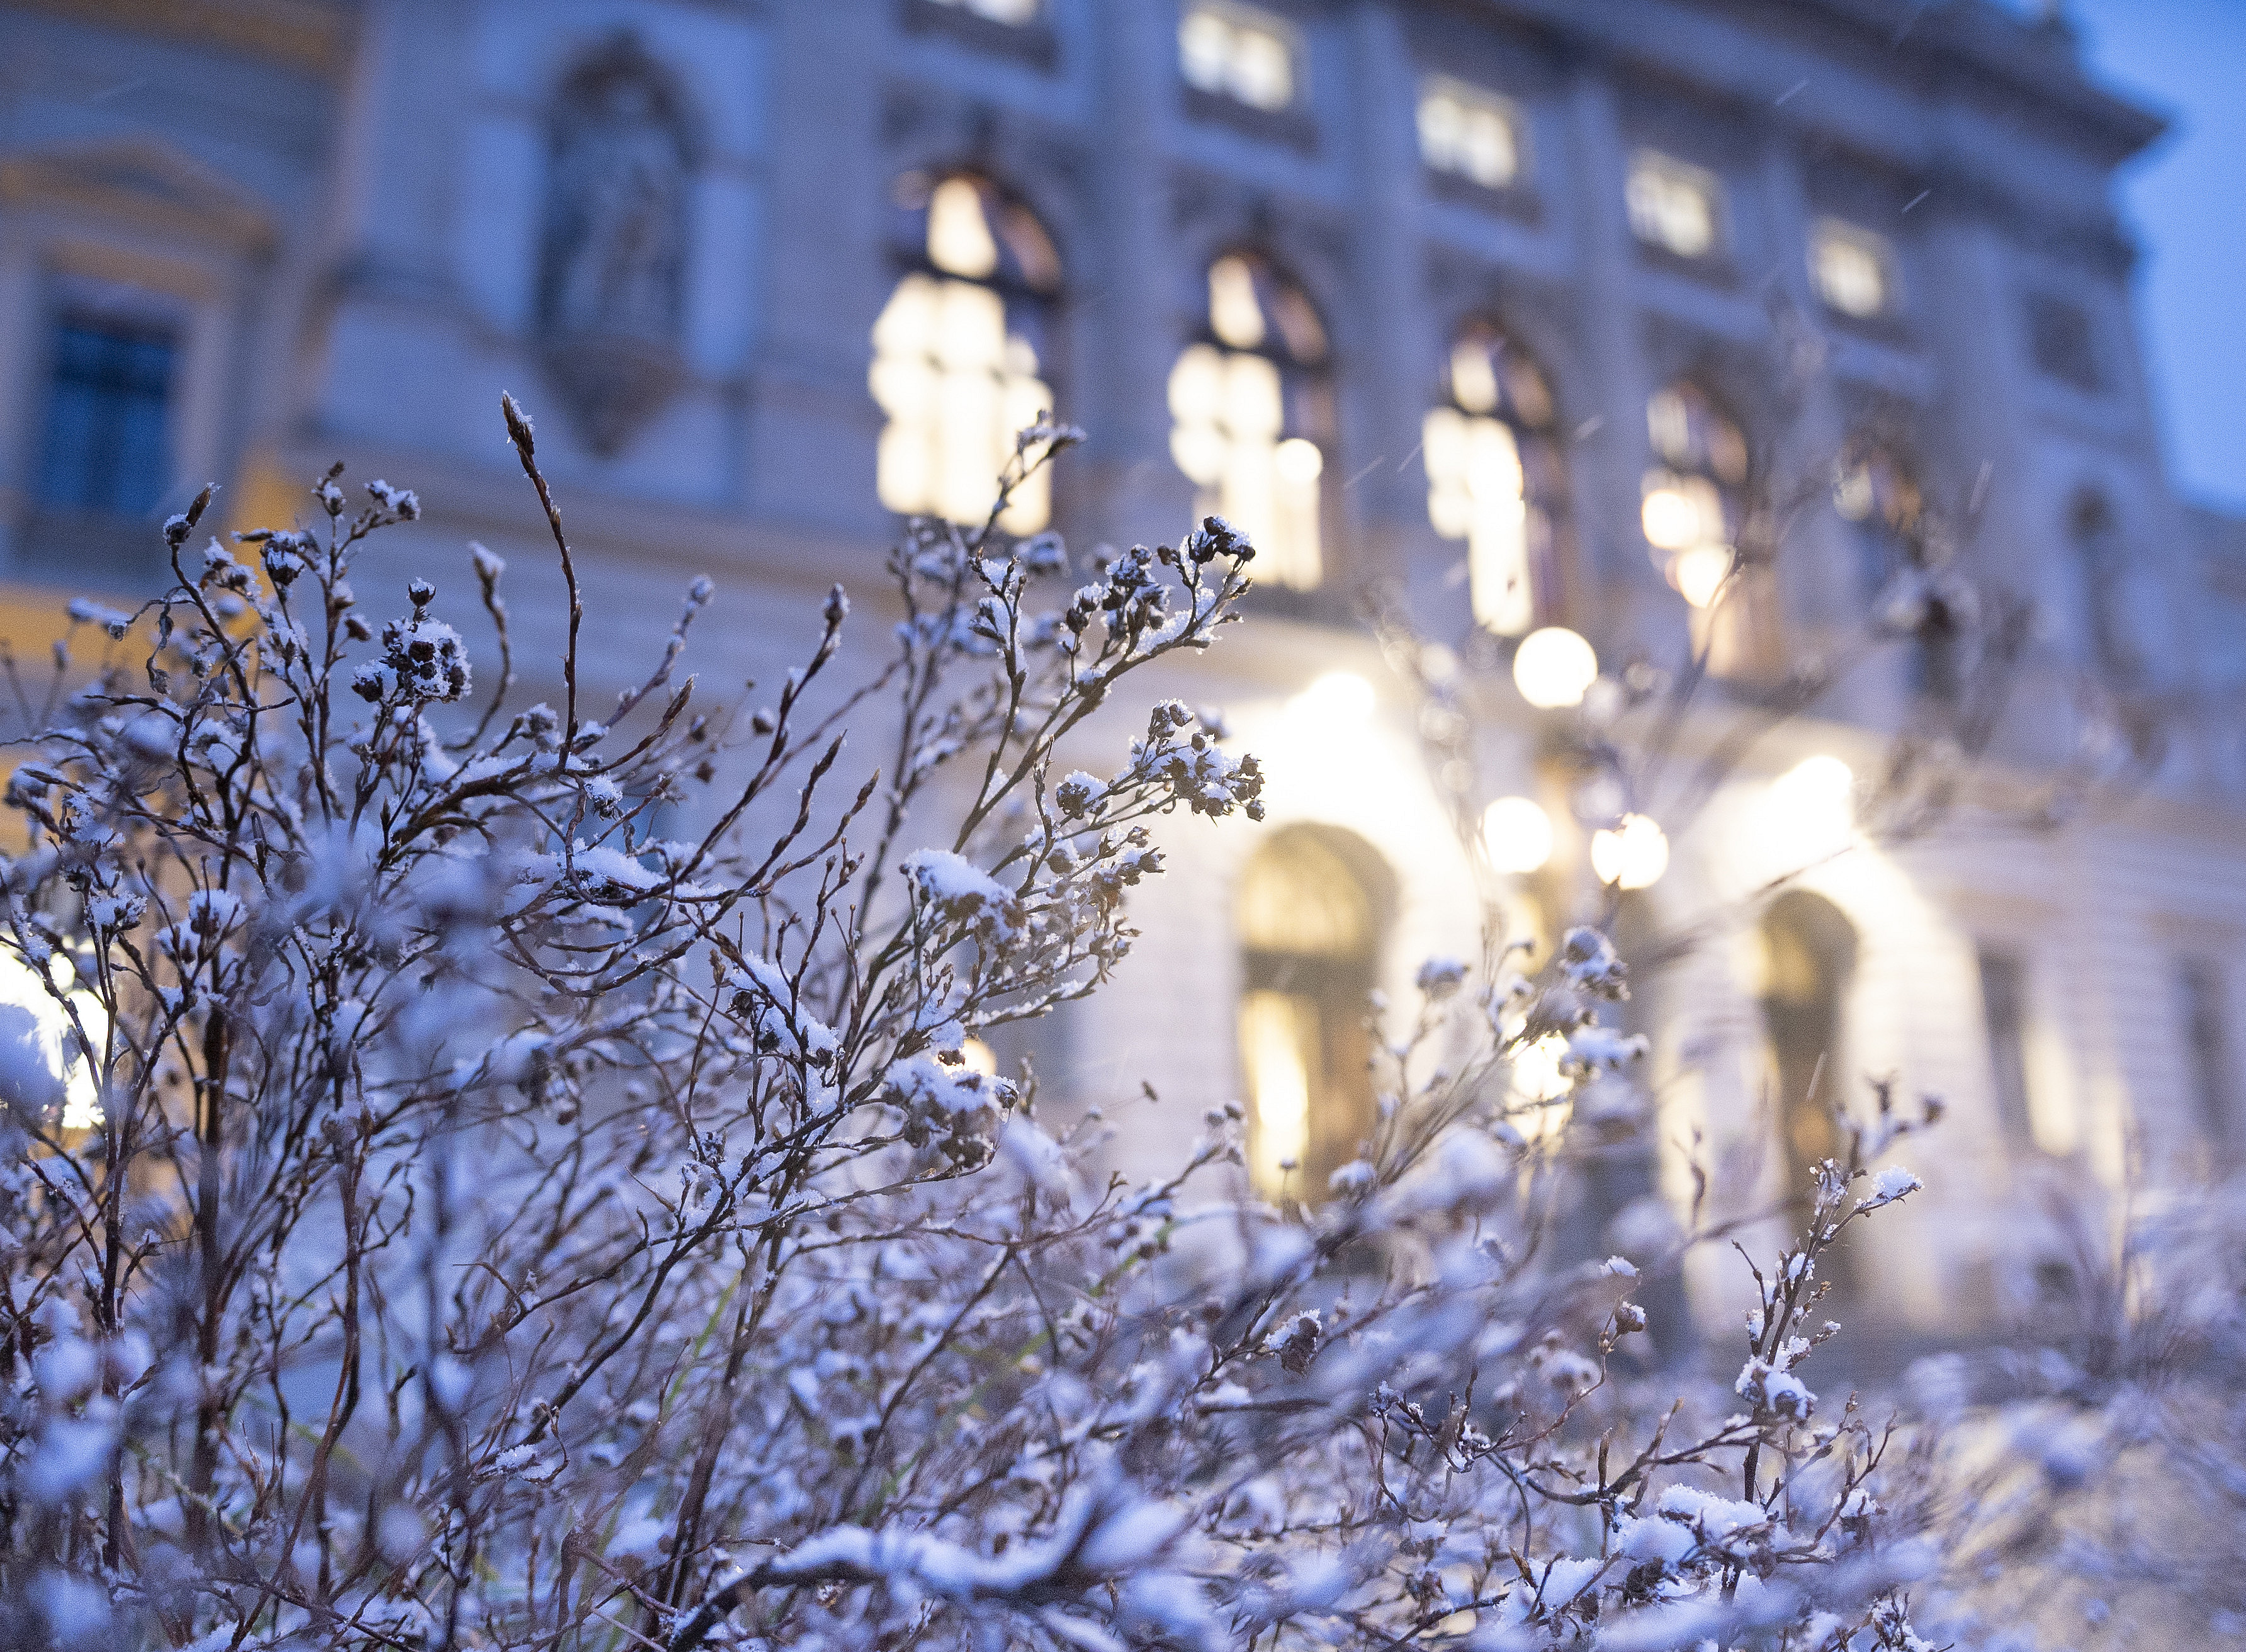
[0, 139, 276, 252]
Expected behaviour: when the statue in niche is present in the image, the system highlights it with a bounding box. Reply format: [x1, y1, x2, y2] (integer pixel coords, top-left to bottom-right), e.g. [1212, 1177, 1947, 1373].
[537, 38, 694, 455]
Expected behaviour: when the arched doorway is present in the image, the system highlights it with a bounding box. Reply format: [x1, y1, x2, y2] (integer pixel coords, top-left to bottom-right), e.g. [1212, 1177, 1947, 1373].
[1236, 825, 1394, 1200]
[1757, 891, 1859, 1235]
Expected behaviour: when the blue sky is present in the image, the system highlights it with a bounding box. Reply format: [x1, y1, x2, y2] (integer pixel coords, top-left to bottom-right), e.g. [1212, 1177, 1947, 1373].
[2071, 0, 2246, 509]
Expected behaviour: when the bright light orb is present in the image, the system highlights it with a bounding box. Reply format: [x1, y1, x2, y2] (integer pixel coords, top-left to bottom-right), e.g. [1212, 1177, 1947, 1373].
[1590, 812, 1669, 890]
[1511, 1031, 1575, 1104]
[1295, 670, 1375, 726]
[1273, 436, 1324, 485]
[1766, 755, 1856, 856]
[1481, 795, 1555, 875]
[1511, 626, 1599, 710]
[1673, 545, 1731, 609]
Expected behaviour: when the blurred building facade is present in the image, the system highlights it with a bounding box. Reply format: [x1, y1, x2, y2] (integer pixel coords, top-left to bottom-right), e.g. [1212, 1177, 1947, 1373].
[0, 0, 2242, 1337]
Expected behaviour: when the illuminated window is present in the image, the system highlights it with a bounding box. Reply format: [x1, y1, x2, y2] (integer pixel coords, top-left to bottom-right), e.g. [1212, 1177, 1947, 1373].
[1418, 77, 1521, 191]
[871, 173, 1061, 533]
[1238, 826, 1391, 1200]
[1423, 321, 1566, 635]
[38, 314, 176, 518]
[1627, 150, 1722, 261]
[1179, 1, 1297, 113]
[1643, 382, 1775, 677]
[1810, 219, 1896, 320]
[927, 0, 1042, 21]
[1169, 252, 1332, 589]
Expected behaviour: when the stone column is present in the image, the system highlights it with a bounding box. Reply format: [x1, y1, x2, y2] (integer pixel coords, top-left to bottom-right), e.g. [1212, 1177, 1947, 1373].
[1081, 0, 1192, 553]
[1341, 1, 1434, 593]
[1560, 60, 1659, 647]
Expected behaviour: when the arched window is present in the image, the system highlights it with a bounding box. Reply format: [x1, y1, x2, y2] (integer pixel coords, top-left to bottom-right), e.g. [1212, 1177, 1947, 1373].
[1833, 443, 1924, 594]
[2070, 491, 2138, 682]
[1168, 252, 1333, 591]
[1641, 381, 1775, 679]
[1836, 444, 1965, 701]
[871, 173, 1061, 533]
[1424, 320, 1567, 635]
[1236, 826, 1392, 1199]
[1756, 892, 1858, 1263]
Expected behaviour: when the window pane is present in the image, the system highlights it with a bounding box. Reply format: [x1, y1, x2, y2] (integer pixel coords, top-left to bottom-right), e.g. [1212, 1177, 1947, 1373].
[1812, 220, 1891, 319]
[37, 316, 178, 517]
[1418, 78, 1520, 191]
[871, 268, 1053, 533]
[1180, 3, 1295, 113]
[1627, 152, 1718, 259]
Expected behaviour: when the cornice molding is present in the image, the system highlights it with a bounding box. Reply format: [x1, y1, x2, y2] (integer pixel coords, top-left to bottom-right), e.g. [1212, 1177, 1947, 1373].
[5, 0, 355, 78]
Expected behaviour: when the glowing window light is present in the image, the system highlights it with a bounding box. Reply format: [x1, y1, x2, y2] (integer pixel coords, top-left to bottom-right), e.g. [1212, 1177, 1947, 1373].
[1810, 219, 1893, 320]
[1179, 3, 1296, 113]
[1627, 150, 1720, 259]
[1672, 545, 1731, 609]
[1590, 812, 1668, 890]
[1481, 795, 1554, 875]
[1426, 407, 1534, 635]
[1241, 989, 1313, 1192]
[926, 176, 1000, 279]
[872, 274, 1052, 533]
[1511, 626, 1598, 710]
[1511, 1031, 1574, 1103]
[1171, 257, 1329, 591]
[1418, 77, 1521, 191]
[1209, 255, 1267, 349]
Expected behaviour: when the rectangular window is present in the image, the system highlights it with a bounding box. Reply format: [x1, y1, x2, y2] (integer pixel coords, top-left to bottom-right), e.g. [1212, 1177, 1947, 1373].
[1418, 76, 1522, 192]
[2026, 291, 2101, 392]
[1627, 150, 1722, 261]
[2179, 959, 2233, 1145]
[37, 314, 177, 518]
[1810, 218, 1897, 320]
[1977, 946, 2035, 1151]
[1178, 1, 1297, 114]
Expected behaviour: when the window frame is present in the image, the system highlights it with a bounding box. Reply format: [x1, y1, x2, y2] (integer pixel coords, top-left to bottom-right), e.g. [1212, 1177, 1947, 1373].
[900, 0, 1059, 70]
[1809, 216, 1903, 326]
[1625, 148, 1731, 274]
[0, 144, 268, 590]
[1415, 74, 1536, 217]
[1177, 0, 1316, 149]
[2024, 288, 2104, 395]
[1423, 317, 1570, 636]
[870, 170, 1066, 534]
[1168, 249, 1336, 595]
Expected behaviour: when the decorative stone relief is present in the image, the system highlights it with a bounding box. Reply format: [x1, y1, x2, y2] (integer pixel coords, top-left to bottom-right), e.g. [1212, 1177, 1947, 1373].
[537, 36, 697, 456]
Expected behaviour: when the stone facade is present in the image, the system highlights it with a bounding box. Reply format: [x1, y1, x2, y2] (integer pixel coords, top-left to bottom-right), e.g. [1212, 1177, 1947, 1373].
[0, 0, 2241, 1342]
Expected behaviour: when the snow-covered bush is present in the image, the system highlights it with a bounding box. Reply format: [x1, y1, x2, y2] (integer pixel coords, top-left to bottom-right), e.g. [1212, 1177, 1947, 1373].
[0, 402, 1941, 1650]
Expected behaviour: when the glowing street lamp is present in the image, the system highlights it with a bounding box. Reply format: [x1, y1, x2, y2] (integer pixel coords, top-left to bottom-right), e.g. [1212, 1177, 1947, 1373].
[1481, 795, 1555, 874]
[1511, 626, 1599, 710]
[1590, 812, 1669, 890]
